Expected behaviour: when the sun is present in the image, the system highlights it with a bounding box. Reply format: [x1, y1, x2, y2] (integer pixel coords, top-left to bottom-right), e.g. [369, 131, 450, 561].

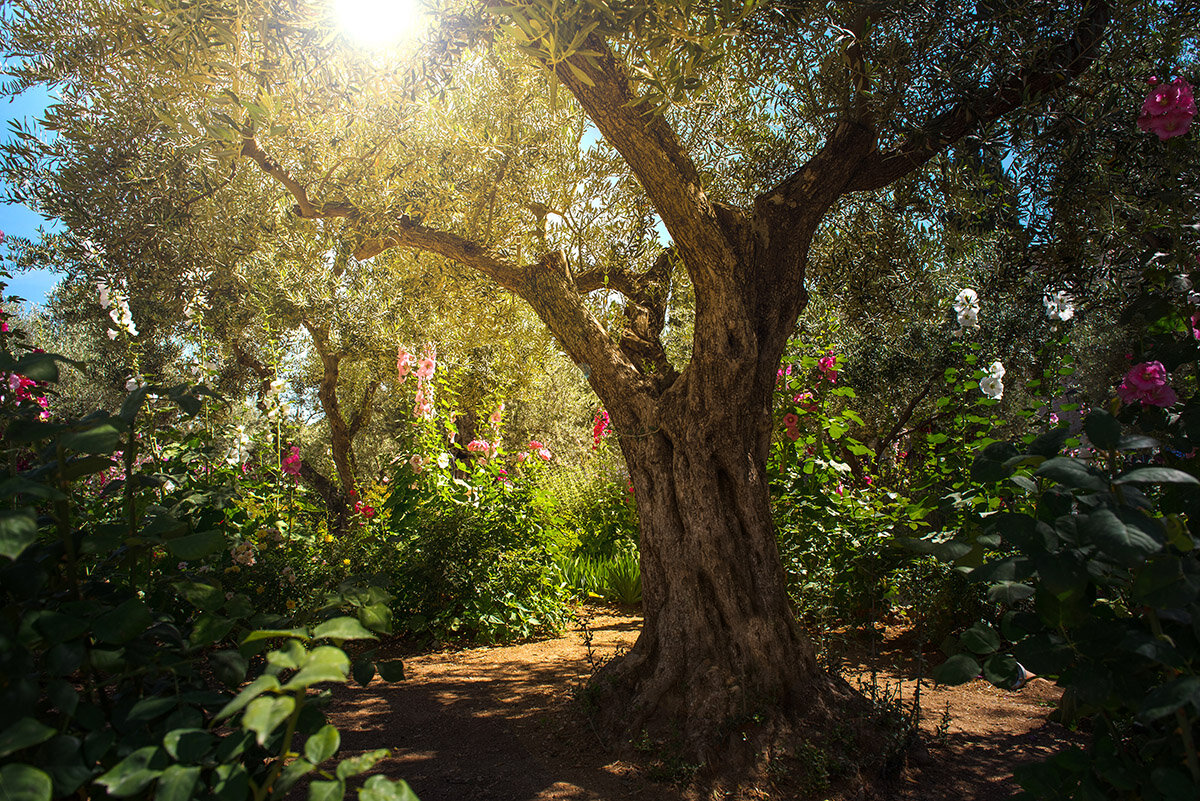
[333, 0, 425, 49]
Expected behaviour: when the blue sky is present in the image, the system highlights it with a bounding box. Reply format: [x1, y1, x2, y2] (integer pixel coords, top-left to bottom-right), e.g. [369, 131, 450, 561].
[1, 79, 61, 305]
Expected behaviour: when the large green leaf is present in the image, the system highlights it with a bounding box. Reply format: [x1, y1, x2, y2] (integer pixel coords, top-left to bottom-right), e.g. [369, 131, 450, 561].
[313, 617, 377, 643]
[1081, 508, 1161, 566]
[1083, 411, 1121, 451]
[933, 654, 980, 685]
[61, 422, 123, 454]
[215, 675, 280, 721]
[242, 695, 295, 745]
[281, 646, 351, 690]
[92, 599, 153, 644]
[0, 763, 53, 801]
[165, 529, 226, 560]
[1138, 676, 1200, 721]
[359, 776, 420, 801]
[309, 779, 346, 801]
[163, 728, 215, 763]
[0, 477, 66, 501]
[959, 623, 1000, 655]
[305, 724, 340, 764]
[155, 765, 202, 801]
[1035, 457, 1108, 492]
[95, 746, 167, 797]
[0, 508, 38, 560]
[335, 748, 390, 780]
[1114, 467, 1200, 485]
[0, 718, 56, 759]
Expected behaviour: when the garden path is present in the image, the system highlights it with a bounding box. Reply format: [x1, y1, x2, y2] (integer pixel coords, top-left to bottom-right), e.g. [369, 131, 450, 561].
[325, 611, 1080, 800]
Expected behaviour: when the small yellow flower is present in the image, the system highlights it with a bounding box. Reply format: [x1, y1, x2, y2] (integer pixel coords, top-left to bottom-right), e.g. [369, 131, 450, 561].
[342, 558, 351, 566]
[224, 566, 240, 574]
[286, 599, 296, 610]
[323, 534, 334, 543]
[256, 586, 265, 594]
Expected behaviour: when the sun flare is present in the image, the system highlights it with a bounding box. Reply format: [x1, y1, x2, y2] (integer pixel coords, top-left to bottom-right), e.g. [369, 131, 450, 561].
[333, 0, 424, 49]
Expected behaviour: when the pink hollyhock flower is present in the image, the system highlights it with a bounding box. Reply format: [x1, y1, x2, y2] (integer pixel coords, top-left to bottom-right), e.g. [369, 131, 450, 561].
[415, 357, 436, 380]
[282, 445, 302, 477]
[1117, 361, 1178, 407]
[817, 353, 838, 383]
[1138, 76, 1196, 140]
[490, 403, 504, 425]
[466, 439, 490, 454]
[782, 412, 800, 428]
[515, 451, 529, 463]
[1126, 360, 1169, 391]
[784, 425, 800, 442]
[537, 447, 552, 461]
[529, 440, 544, 450]
[396, 345, 414, 380]
[1191, 311, 1200, 340]
[409, 454, 426, 472]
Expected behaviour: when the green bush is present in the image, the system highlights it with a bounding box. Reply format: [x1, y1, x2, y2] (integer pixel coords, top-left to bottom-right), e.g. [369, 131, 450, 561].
[381, 456, 569, 643]
[0, 344, 414, 800]
[558, 543, 642, 606]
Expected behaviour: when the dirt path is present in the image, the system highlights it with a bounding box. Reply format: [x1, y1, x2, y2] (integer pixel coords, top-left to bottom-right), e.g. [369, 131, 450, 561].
[327, 611, 1080, 800]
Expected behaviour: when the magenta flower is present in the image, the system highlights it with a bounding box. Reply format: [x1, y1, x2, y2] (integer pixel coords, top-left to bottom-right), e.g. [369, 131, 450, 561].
[1138, 77, 1196, 140]
[817, 352, 838, 383]
[782, 412, 800, 428]
[1117, 361, 1178, 407]
[282, 445, 302, 477]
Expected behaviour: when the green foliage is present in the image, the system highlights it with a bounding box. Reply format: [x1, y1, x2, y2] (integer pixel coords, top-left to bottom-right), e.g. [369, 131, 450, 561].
[558, 544, 642, 606]
[380, 455, 570, 644]
[930, 408, 1200, 799]
[0, 326, 416, 801]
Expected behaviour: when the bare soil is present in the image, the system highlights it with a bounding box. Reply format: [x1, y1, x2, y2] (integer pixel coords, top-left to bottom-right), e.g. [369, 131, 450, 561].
[325, 609, 1082, 800]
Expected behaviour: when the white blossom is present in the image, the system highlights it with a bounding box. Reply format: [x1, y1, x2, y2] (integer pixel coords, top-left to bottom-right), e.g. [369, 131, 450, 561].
[1043, 290, 1075, 321]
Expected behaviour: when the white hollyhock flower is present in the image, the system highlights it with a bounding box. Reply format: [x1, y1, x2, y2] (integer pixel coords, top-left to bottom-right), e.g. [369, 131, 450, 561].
[988, 361, 1006, 379]
[1043, 290, 1075, 321]
[980, 374, 1004, 399]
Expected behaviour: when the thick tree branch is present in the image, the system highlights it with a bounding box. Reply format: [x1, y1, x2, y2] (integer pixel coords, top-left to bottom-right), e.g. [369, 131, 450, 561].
[550, 35, 742, 289]
[348, 380, 381, 439]
[845, 0, 1110, 192]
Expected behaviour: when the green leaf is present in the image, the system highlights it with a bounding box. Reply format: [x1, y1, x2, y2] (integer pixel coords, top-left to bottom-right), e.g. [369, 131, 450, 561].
[982, 654, 1019, 688]
[163, 728, 215, 763]
[13, 352, 66, 382]
[61, 455, 118, 480]
[351, 659, 376, 687]
[1035, 457, 1107, 492]
[215, 675, 280, 721]
[1013, 634, 1072, 676]
[335, 748, 389, 780]
[309, 779, 346, 801]
[61, 422, 123, 454]
[305, 724, 340, 765]
[1134, 555, 1200, 608]
[155, 765, 202, 801]
[358, 603, 393, 634]
[0, 718, 57, 759]
[210, 763, 249, 801]
[959, 623, 1000, 655]
[1083, 411, 1121, 451]
[1027, 426, 1070, 458]
[313, 617, 377, 643]
[277, 758, 317, 794]
[240, 628, 310, 646]
[1114, 467, 1199, 485]
[95, 746, 167, 797]
[173, 581, 225, 612]
[0, 508, 38, 560]
[1138, 676, 1200, 721]
[281, 646, 351, 690]
[359, 776, 420, 801]
[1082, 508, 1161, 566]
[242, 695, 296, 745]
[0, 477, 66, 501]
[988, 581, 1035, 604]
[93, 599, 153, 644]
[0, 763, 53, 801]
[933, 654, 980, 685]
[377, 660, 406, 683]
[118, 387, 151, 423]
[210, 650, 248, 687]
[165, 529, 226, 560]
